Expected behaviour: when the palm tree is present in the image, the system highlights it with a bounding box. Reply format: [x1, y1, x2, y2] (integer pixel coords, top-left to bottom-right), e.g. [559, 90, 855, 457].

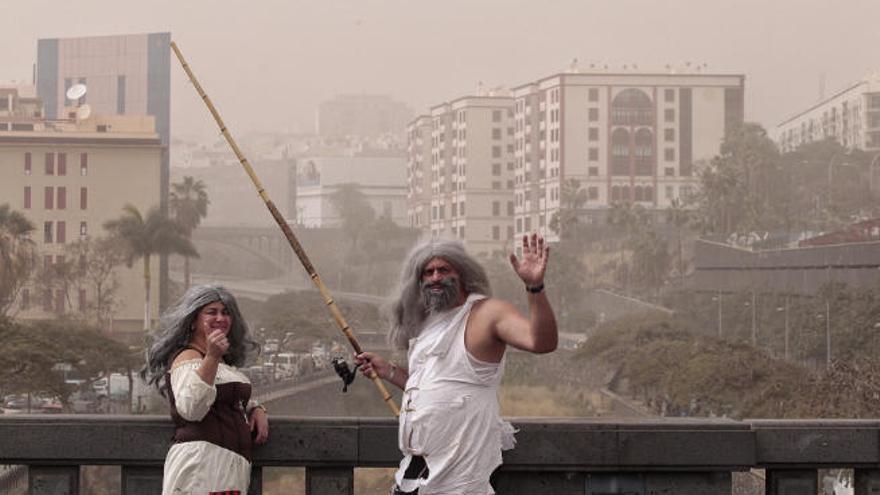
[0, 204, 36, 316]
[170, 176, 209, 289]
[104, 205, 198, 331]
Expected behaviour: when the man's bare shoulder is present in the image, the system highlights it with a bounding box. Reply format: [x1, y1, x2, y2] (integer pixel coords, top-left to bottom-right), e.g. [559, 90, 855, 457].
[471, 297, 520, 320]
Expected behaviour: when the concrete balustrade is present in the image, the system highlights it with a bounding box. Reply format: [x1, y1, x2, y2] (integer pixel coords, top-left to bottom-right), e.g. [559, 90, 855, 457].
[1, 415, 879, 494]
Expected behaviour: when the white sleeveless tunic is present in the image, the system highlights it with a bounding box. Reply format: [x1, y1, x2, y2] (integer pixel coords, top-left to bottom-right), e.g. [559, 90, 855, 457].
[396, 294, 516, 495]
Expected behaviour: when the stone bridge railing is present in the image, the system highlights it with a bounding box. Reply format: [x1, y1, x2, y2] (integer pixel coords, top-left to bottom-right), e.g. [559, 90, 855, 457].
[1, 415, 879, 494]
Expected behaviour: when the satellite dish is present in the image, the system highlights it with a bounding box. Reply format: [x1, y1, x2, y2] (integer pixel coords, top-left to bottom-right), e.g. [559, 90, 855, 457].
[76, 104, 92, 120]
[66, 83, 87, 100]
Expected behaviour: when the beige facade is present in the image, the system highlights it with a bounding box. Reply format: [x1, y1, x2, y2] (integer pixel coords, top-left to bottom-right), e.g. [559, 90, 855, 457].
[774, 74, 880, 153]
[513, 72, 744, 240]
[423, 97, 515, 256]
[406, 116, 433, 229]
[0, 104, 162, 333]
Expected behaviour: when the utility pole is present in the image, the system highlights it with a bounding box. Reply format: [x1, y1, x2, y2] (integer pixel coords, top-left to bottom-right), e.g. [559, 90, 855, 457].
[825, 299, 832, 370]
[751, 291, 757, 347]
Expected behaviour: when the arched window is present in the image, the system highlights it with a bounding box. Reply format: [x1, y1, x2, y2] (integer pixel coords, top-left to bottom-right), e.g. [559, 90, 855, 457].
[621, 185, 631, 201]
[634, 185, 644, 202]
[611, 128, 630, 176]
[634, 128, 654, 175]
[611, 89, 654, 126]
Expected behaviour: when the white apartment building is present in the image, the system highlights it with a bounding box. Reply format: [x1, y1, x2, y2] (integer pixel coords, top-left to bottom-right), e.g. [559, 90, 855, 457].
[296, 155, 408, 228]
[775, 73, 880, 153]
[406, 116, 433, 229]
[513, 72, 745, 241]
[425, 96, 516, 256]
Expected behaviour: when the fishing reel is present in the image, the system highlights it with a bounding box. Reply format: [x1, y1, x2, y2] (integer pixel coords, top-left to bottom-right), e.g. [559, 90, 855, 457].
[331, 356, 360, 393]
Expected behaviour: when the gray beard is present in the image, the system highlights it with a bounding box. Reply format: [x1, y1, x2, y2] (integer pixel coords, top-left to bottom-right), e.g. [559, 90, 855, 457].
[421, 277, 461, 314]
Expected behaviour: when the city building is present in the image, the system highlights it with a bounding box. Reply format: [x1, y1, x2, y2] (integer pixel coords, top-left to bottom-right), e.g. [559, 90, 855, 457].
[422, 96, 516, 255]
[317, 94, 413, 140]
[0, 86, 162, 333]
[295, 155, 408, 228]
[775, 72, 880, 153]
[512, 71, 745, 241]
[36, 32, 172, 305]
[406, 116, 432, 230]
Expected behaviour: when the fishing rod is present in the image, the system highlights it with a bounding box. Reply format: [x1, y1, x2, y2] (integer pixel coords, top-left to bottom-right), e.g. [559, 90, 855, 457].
[170, 41, 399, 416]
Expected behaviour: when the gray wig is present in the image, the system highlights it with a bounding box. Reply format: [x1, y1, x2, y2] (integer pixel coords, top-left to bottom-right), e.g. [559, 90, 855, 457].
[141, 284, 258, 396]
[389, 239, 491, 350]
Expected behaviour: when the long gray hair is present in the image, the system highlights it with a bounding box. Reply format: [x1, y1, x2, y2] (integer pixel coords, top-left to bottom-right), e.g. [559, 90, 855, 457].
[141, 284, 258, 396]
[389, 239, 491, 350]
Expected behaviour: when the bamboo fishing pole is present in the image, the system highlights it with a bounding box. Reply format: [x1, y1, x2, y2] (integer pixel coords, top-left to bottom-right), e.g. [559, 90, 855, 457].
[170, 41, 400, 416]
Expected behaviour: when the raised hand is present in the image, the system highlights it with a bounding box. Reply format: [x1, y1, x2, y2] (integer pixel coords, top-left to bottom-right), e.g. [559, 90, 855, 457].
[508, 233, 550, 288]
[205, 328, 230, 359]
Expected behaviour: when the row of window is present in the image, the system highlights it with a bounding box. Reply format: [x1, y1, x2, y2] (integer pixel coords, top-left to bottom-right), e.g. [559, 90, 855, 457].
[20, 286, 88, 313]
[23, 152, 89, 176]
[42, 220, 89, 244]
[23, 186, 88, 210]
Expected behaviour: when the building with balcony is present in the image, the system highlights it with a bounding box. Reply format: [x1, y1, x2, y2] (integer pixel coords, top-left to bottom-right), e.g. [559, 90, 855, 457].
[406, 115, 433, 230]
[420, 96, 516, 256]
[775, 72, 880, 153]
[512, 71, 745, 240]
[0, 87, 162, 333]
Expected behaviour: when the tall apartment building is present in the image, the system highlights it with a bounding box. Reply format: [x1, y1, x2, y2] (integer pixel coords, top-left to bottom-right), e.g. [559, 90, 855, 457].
[775, 73, 880, 153]
[36, 32, 172, 306]
[425, 96, 516, 255]
[406, 116, 433, 229]
[0, 87, 162, 333]
[512, 72, 744, 240]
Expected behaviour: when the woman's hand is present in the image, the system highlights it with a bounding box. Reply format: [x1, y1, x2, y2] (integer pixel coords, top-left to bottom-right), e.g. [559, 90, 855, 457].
[205, 329, 229, 360]
[250, 407, 269, 445]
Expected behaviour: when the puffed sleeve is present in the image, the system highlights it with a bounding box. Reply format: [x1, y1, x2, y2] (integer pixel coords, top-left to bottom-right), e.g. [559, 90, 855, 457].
[169, 360, 217, 421]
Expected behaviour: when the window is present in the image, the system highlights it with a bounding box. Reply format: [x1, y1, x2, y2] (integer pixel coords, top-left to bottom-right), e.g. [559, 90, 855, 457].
[80, 221, 88, 237]
[492, 146, 502, 158]
[525, 217, 532, 231]
[588, 166, 599, 176]
[589, 148, 599, 161]
[588, 187, 599, 200]
[507, 201, 514, 215]
[80, 187, 88, 209]
[459, 226, 465, 239]
[117, 75, 126, 114]
[664, 109, 675, 122]
[23, 187, 31, 209]
[665, 167, 675, 176]
[57, 187, 66, 210]
[589, 88, 599, 102]
[439, 205, 445, 219]
[45, 152, 55, 175]
[665, 88, 675, 102]
[589, 108, 599, 122]
[664, 128, 675, 142]
[492, 163, 501, 176]
[516, 218, 522, 233]
[24, 152, 31, 175]
[57, 221, 66, 244]
[492, 181, 501, 189]
[666, 185, 674, 199]
[80, 153, 88, 176]
[507, 226, 514, 240]
[79, 289, 87, 312]
[492, 128, 501, 140]
[452, 203, 458, 217]
[44, 221, 53, 243]
[44, 187, 54, 209]
[493, 201, 500, 216]
[57, 153, 67, 176]
[492, 110, 502, 122]
[492, 226, 500, 240]
[589, 128, 599, 141]
[664, 148, 675, 161]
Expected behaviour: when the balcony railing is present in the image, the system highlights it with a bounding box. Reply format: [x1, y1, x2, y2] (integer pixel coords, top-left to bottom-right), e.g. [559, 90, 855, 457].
[1, 416, 880, 494]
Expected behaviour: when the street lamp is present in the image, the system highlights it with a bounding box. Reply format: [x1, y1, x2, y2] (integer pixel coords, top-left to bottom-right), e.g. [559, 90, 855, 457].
[712, 291, 722, 338]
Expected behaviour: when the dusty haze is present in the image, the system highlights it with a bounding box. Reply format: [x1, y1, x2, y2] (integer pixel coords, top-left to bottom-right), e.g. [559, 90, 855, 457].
[1, 0, 877, 138]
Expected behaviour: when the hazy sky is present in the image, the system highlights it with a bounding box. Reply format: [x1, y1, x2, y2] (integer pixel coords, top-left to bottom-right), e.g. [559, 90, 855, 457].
[2, 0, 878, 139]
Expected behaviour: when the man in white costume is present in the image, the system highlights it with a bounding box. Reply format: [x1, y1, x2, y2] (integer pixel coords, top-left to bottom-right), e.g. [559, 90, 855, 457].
[357, 233, 558, 495]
